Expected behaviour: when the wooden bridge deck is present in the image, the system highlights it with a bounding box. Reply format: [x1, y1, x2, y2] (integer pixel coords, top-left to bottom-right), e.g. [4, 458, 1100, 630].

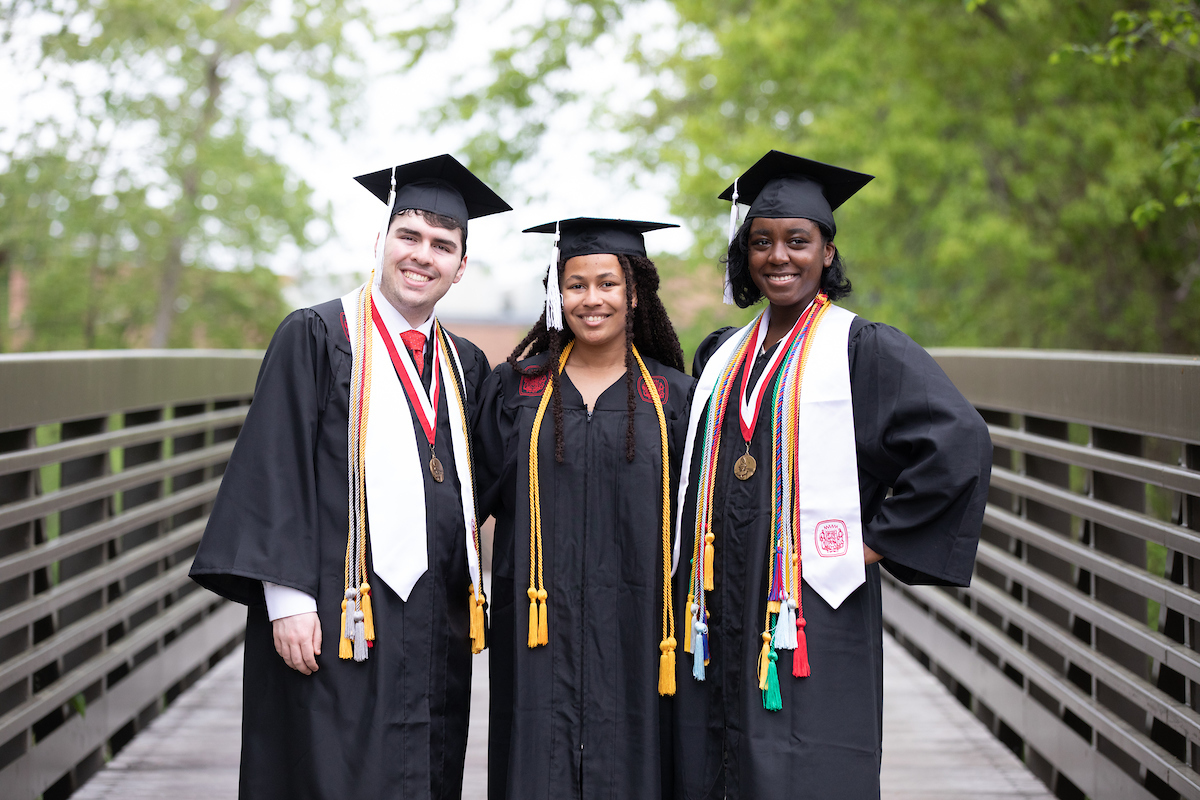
[71, 633, 1051, 800]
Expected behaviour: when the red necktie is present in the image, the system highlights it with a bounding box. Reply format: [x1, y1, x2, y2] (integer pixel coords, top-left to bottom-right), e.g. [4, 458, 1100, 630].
[399, 330, 426, 376]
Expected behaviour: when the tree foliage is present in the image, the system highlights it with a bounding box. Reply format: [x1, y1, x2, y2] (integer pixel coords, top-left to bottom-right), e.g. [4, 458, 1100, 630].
[405, 0, 1200, 355]
[0, 0, 368, 351]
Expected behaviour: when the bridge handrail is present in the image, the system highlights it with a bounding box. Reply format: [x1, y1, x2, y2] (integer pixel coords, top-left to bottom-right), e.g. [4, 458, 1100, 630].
[0, 347, 1197, 799]
[0, 350, 260, 799]
[883, 348, 1200, 799]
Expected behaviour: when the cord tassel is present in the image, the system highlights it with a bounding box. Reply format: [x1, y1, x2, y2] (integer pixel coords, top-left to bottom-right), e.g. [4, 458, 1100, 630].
[684, 600, 696, 654]
[793, 615, 811, 678]
[763, 649, 782, 711]
[774, 594, 797, 650]
[527, 588, 539, 648]
[692, 623, 707, 681]
[659, 637, 677, 696]
[353, 604, 368, 662]
[469, 585, 485, 653]
[537, 589, 549, 645]
[723, 179, 739, 304]
[339, 598, 353, 659]
[757, 631, 773, 690]
[545, 221, 564, 330]
[703, 533, 715, 591]
[359, 583, 375, 641]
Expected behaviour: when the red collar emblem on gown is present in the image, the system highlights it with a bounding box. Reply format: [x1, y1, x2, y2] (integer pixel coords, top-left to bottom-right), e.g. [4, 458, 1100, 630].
[519, 372, 550, 397]
[638, 375, 669, 404]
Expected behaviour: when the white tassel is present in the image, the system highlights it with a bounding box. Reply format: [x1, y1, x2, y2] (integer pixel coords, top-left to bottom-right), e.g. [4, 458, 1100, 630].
[774, 593, 798, 650]
[692, 620, 707, 681]
[723, 179, 739, 305]
[353, 610, 369, 661]
[545, 220, 564, 330]
[373, 167, 397, 288]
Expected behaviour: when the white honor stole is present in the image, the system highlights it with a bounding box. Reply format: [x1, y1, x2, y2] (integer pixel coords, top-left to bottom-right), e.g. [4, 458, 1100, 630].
[341, 286, 482, 602]
[673, 303, 865, 609]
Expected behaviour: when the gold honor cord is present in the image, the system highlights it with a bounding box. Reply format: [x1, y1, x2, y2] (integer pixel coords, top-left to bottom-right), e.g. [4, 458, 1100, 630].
[435, 323, 488, 654]
[527, 342, 573, 648]
[342, 281, 376, 661]
[632, 346, 676, 697]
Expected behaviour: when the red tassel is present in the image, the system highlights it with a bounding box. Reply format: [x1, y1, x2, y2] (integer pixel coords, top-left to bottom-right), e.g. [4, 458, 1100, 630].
[792, 616, 810, 678]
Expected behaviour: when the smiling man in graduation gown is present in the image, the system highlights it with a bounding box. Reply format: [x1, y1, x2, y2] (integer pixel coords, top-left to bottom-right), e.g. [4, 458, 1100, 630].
[190, 155, 510, 800]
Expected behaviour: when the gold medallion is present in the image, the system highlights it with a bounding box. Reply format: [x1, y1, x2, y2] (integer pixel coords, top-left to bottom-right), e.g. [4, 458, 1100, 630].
[733, 453, 757, 481]
[430, 456, 445, 483]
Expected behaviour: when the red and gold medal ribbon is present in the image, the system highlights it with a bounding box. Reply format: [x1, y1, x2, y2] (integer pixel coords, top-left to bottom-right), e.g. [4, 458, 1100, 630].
[371, 296, 441, 456]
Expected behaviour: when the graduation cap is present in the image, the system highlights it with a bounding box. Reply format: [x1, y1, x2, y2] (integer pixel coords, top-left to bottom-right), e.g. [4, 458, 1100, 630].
[354, 154, 511, 282]
[355, 153, 510, 228]
[524, 217, 679, 330]
[718, 150, 873, 303]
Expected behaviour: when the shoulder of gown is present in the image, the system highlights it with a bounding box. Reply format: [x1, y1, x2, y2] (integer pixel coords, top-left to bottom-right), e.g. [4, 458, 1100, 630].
[692, 326, 740, 377]
[440, 327, 492, 419]
[847, 316, 992, 587]
[189, 305, 339, 605]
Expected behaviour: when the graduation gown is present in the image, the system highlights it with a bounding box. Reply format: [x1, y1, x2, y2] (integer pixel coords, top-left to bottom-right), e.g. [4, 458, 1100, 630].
[673, 317, 992, 800]
[475, 352, 696, 800]
[189, 299, 490, 800]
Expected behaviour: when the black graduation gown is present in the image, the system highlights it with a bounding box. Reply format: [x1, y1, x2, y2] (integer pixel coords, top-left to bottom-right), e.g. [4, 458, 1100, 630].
[672, 317, 992, 800]
[475, 353, 696, 800]
[189, 299, 490, 800]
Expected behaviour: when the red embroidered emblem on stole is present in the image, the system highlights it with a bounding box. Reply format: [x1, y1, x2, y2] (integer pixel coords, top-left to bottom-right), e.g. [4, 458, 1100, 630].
[815, 520, 849, 557]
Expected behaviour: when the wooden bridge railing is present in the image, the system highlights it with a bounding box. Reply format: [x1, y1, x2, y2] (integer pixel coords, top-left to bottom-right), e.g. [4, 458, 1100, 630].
[885, 350, 1200, 800]
[0, 348, 1196, 799]
[0, 351, 261, 799]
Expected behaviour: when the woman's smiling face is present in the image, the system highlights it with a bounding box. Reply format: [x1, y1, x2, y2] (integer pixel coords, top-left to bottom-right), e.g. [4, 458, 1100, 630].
[746, 217, 834, 316]
[561, 253, 630, 350]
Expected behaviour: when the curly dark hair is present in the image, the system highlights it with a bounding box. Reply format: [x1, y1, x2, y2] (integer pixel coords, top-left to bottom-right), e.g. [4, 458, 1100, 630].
[722, 217, 851, 307]
[508, 253, 684, 463]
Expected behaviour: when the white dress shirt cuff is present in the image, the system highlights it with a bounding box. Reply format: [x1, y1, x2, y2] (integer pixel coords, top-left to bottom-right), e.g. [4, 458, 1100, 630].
[263, 581, 318, 621]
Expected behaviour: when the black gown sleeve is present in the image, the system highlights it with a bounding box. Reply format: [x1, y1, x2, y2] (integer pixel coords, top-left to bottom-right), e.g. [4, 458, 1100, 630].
[473, 364, 519, 525]
[190, 309, 332, 605]
[691, 327, 737, 377]
[849, 320, 992, 587]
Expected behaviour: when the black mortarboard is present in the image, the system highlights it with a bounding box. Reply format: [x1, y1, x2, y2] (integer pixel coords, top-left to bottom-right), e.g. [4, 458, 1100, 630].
[354, 154, 512, 227]
[718, 150, 873, 235]
[523, 217, 679, 261]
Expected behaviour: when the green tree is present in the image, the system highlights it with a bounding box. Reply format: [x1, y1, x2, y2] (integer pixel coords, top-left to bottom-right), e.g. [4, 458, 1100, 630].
[403, 0, 1200, 356]
[0, 0, 368, 350]
[1058, 0, 1200, 301]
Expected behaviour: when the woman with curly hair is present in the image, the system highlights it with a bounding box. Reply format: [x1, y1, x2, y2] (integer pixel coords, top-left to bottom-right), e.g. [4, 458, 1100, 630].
[475, 217, 695, 800]
[672, 151, 992, 799]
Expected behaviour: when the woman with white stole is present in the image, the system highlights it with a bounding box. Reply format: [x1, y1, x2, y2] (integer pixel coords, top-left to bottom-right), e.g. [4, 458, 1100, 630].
[672, 151, 993, 799]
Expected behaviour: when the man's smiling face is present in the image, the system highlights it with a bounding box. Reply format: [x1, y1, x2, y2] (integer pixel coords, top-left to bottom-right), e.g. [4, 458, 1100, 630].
[378, 210, 466, 325]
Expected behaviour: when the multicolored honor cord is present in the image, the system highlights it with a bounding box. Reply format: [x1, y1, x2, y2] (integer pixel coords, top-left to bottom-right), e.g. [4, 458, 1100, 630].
[686, 293, 831, 711]
[343, 281, 377, 661]
[342, 283, 488, 660]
